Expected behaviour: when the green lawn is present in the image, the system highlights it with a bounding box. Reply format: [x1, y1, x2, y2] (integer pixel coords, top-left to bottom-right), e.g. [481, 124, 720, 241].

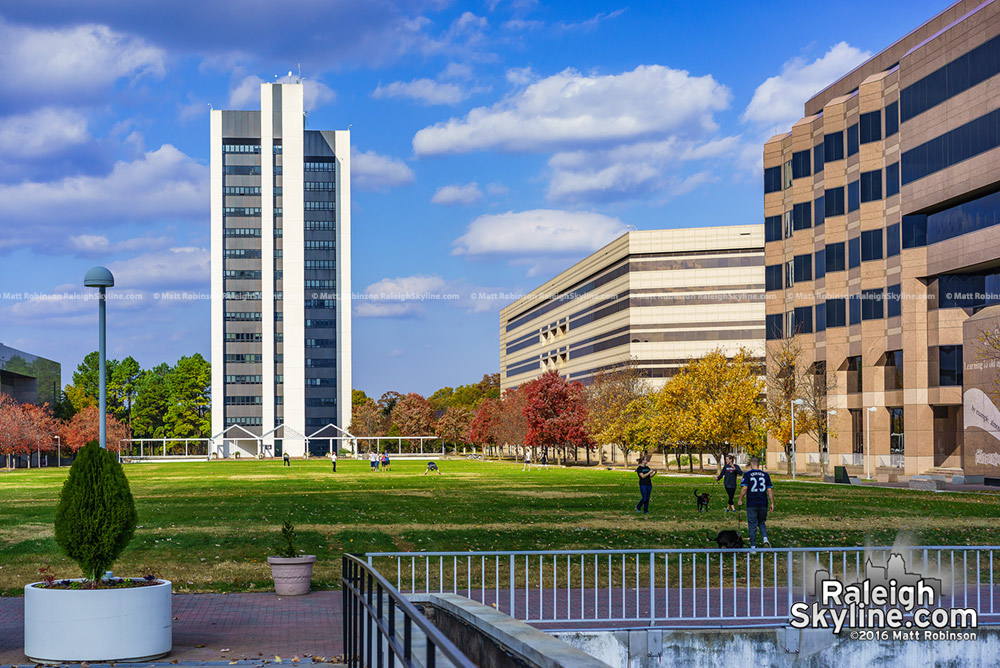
[1, 458, 998, 595]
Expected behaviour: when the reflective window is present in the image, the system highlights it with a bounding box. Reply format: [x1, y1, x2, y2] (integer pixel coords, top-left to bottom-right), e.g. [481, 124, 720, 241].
[937, 345, 963, 387]
[825, 242, 846, 272]
[885, 101, 899, 137]
[825, 187, 845, 216]
[847, 123, 859, 156]
[902, 108, 1000, 184]
[824, 132, 845, 162]
[792, 202, 812, 230]
[887, 283, 902, 317]
[814, 196, 825, 227]
[886, 162, 900, 198]
[814, 143, 825, 173]
[766, 313, 784, 340]
[860, 170, 882, 202]
[848, 180, 860, 212]
[859, 111, 882, 144]
[765, 265, 783, 291]
[849, 236, 861, 268]
[900, 34, 1000, 122]
[901, 188, 1000, 248]
[849, 293, 861, 325]
[765, 216, 783, 242]
[764, 166, 782, 194]
[793, 254, 812, 282]
[791, 150, 811, 179]
[886, 223, 901, 257]
[861, 287, 884, 320]
[815, 248, 826, 279]
[861, 229, 883, 261]
[826, 299, 847, 327]
[793, 306, 813, 335]
[815, 301, 827, 332]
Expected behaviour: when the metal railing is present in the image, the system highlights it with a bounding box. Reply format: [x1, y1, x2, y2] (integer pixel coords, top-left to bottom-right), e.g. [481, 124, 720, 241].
[366, 547, 1000, 628]
[343, 554, 475, 668]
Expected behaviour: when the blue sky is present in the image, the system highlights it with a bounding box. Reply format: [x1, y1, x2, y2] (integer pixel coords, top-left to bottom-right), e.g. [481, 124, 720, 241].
[0, 0, 947, 398]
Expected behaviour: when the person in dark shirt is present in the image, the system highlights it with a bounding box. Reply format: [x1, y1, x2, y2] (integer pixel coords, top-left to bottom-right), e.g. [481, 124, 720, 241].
[635, 454, 656, 514]
[715, 454, 743, 512]
[738, 456, 774, 549]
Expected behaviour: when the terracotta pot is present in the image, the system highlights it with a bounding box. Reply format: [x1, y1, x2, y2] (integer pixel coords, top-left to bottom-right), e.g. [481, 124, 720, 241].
[267, 555, 317, 595]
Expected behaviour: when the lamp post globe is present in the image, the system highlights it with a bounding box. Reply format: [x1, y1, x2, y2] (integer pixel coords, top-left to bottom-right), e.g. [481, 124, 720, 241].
[84, 266, 115, 449]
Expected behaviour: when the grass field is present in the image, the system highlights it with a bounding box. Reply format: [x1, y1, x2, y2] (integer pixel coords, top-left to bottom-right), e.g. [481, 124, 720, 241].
[1, 458, 999, 595]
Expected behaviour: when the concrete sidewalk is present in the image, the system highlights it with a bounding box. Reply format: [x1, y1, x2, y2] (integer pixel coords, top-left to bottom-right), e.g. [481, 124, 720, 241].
[0, 592, 343, 666]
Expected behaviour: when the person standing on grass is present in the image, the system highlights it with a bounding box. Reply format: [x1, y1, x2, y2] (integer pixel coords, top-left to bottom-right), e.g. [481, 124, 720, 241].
[282, 452, 290, 467]
[738, 455, 774, 549]
[424, 461, 441, 475]
[382, 452, 391, 471]
[522, 447, 531, 471]
[635, 453, 656, 514]
[330, 449, 337, 473]
[716, 454, 742, 512]
[369, 450, 379, 472]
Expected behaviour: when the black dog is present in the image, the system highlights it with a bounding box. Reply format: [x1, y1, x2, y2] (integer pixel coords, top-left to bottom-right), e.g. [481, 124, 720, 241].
[694, 490, 709, 512]
[709, 530, 744, 549]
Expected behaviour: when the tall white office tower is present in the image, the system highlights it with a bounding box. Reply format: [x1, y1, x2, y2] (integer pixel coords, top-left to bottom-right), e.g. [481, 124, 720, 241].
[210, 82, 351, 457]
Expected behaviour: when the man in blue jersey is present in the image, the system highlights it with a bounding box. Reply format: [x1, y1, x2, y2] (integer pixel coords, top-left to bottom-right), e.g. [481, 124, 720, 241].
[738, 456, 774, 549]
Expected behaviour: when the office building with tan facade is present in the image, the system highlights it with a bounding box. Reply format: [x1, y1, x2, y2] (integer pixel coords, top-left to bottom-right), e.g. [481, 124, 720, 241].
[764, 0, 1000, 482]
[500, 227, 764, 393]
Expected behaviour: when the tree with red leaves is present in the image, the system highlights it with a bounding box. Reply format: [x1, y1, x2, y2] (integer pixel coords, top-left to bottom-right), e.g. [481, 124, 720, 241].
[521, 371, 592, 464]
[0, 394, 59, 468]
[466, 397, 502, 456]
[62, 406, 131, 453]
[390, 393, 435, 451]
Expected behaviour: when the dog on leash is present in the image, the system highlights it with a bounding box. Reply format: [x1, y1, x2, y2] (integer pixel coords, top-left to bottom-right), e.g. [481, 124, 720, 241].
[709, 530, 744, 549]
[694, 490, 709, 512]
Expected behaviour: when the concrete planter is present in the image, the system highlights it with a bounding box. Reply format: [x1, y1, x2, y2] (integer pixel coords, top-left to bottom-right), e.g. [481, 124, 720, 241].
[23, 579, 172, 663]
[268, 556, 316, 595]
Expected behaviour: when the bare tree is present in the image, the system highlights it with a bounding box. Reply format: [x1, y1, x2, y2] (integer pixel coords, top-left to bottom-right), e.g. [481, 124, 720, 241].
[765, 336, 814, 475]
[585, 358, 649, 464]
[800, 360, 838, 476]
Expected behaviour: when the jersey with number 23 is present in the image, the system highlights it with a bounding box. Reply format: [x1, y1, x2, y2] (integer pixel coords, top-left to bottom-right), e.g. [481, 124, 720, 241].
[741, 470, 772, 507]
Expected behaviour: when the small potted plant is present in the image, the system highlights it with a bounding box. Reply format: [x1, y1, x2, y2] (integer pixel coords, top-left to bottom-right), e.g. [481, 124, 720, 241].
[23, 441, 171, 663]
[267, 520, 316, 596]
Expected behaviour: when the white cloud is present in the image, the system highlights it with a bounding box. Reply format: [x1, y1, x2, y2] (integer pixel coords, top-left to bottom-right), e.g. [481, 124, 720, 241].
[351, 147, 415, 191]
[431, 182, 483, 205]
[355, 302, 425, 319]
[452, 209, 626, 258]
[743, 42, 871, 131]
[108, 247, 210, 290]
[505, 67, 536, 85]
[442, 62, 474, 80]
[355, 273, 507, 317]
[67, 234, 171, 255]
[0, 144, 207, 253]
[0, 108, 89, 158]
[229, 73, 336, 111]
[485, 182, 509, 196]
[546, 136, 738, 203]
[0, 20, 165, 105]
[413, 64, 731, 156]
[364, 275, 448, 296]
[374, 78, 468, 105]
[555, 9, 625, 32]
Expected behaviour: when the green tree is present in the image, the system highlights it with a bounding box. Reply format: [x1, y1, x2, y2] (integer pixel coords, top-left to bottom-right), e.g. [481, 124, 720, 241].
[165, 354, 211, 438]
[131, 364, 171, 439]
[54, 441, 137, 581]
[110, 356, 141, 426]
[427, 387, 455, 412]
[72, 352, 123, 416]
[352, 389, 370, 407]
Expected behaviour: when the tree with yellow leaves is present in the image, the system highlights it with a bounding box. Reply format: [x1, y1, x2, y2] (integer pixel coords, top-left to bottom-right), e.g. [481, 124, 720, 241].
[585, 359, 649, 463]
[765, 336, 816, 475]
[648, 348, 765, 471]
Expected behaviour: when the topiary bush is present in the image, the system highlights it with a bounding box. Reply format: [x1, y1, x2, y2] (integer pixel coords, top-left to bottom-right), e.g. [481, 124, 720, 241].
[54, 440, 138, 581]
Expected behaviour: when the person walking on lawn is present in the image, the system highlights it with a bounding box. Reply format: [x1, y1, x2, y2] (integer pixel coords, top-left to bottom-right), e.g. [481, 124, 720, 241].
[738, 455, 774, 549]
[635, 453, 656, 514]
[716, 454, 742, 512]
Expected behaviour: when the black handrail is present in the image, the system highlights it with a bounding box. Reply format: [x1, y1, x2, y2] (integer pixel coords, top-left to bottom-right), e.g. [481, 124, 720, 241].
[342, 554, 476, 668]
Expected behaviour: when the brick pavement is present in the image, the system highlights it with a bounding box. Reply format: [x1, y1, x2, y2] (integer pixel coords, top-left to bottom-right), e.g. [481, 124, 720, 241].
[0, 592, 343, 666]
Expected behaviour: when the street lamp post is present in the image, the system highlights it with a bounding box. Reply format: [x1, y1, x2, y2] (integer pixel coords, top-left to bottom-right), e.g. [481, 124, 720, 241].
[791, 398, 805, 481]
[55, 435, 61, 467]
[84, 267, 115, 449]
[865, 406, 878, 480]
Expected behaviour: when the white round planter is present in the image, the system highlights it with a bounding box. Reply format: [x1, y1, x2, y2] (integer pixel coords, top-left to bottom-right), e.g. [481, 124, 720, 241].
[268, 556, 316, 595]
[24, 579, 172, 663]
